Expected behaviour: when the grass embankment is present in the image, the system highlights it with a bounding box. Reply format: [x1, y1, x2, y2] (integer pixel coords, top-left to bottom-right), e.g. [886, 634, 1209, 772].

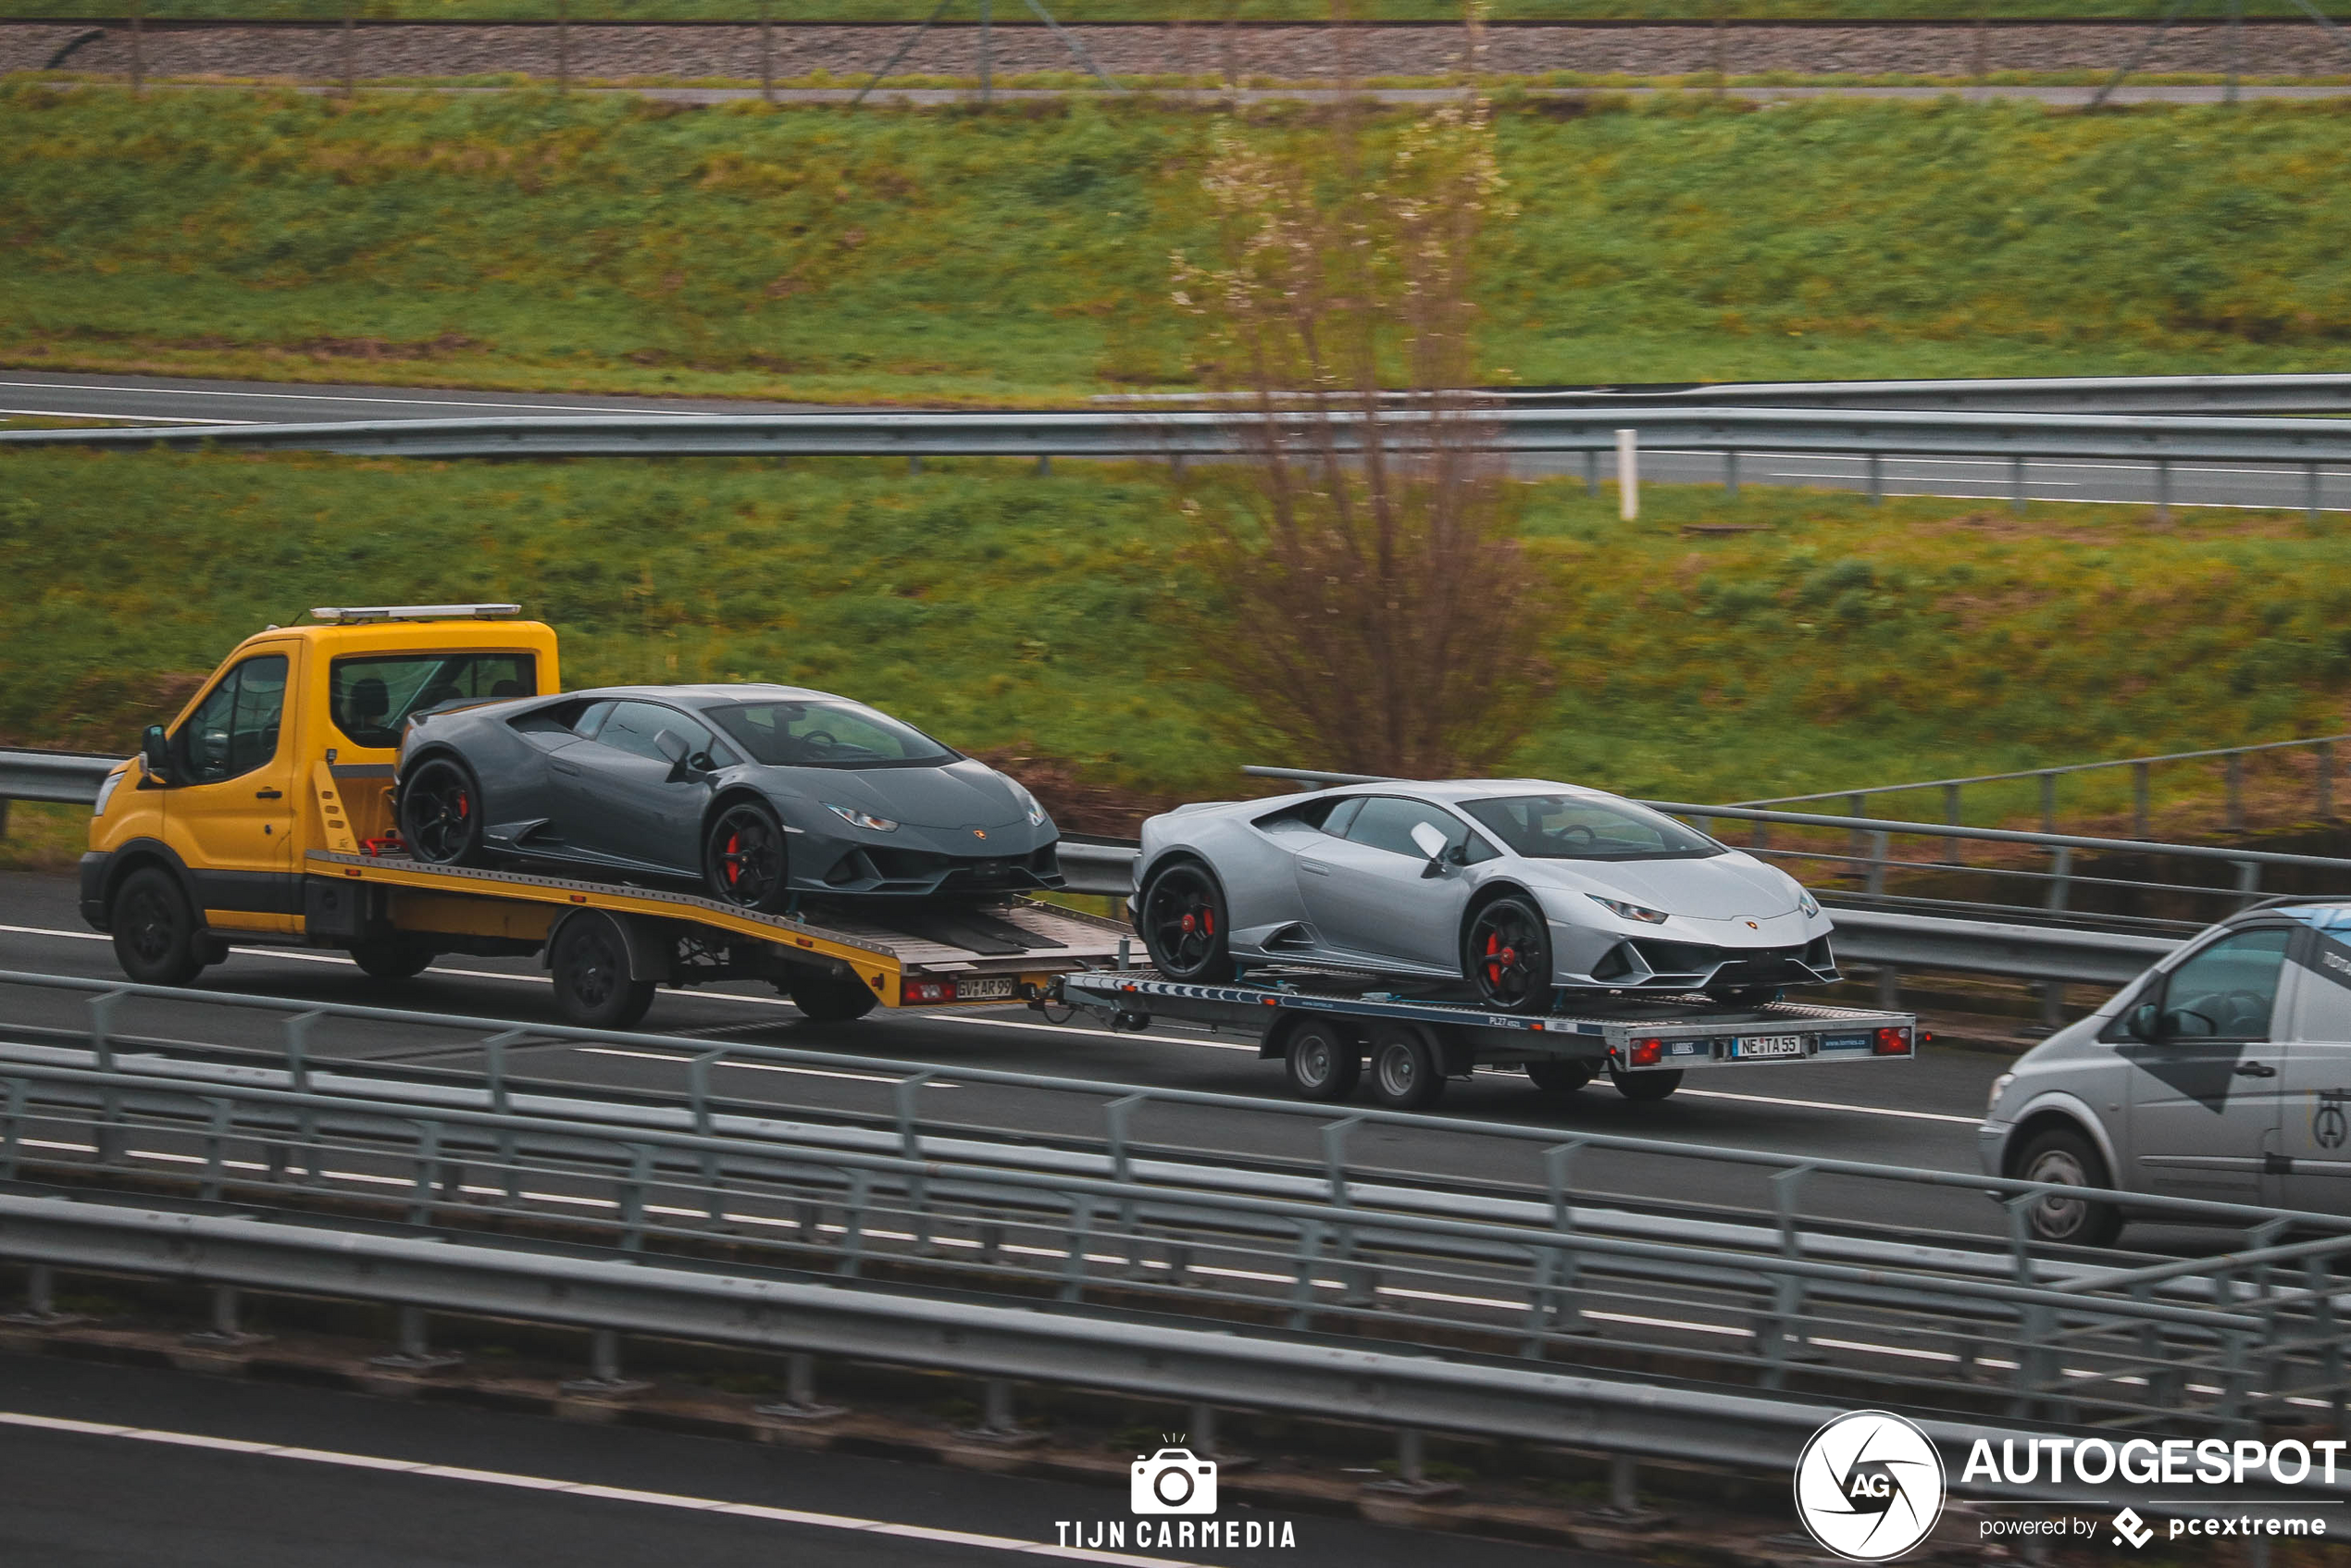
[3, 0, 2343, 19]
[5, 88, 2351, 403]
[2, 450, 2345, 839]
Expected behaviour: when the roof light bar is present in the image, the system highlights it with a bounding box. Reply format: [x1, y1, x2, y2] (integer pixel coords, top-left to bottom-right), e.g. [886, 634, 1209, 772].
[309, 604, 523, 625]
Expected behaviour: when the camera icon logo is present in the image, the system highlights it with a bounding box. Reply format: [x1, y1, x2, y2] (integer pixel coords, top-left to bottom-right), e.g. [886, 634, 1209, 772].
[1130, 1448, 1218, 1515]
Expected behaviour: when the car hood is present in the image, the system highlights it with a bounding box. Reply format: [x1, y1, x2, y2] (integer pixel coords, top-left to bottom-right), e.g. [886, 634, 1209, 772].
[1517, 851, 1802, 920]
[761, 758, 1032, 830]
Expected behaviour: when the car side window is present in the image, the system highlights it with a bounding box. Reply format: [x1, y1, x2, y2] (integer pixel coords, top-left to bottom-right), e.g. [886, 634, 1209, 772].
[1321, 798, 1364, 838]
[177, 654, 289, 785]
[1345, 796, 1470, 860]
[2151, 927, 2291, 1041]
[593, 702, 717, 766]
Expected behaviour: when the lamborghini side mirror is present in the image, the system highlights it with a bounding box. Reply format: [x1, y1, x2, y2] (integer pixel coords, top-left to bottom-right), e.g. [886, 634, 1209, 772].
[1409, 821, 1449, 875]
[139, 724, 173, 787]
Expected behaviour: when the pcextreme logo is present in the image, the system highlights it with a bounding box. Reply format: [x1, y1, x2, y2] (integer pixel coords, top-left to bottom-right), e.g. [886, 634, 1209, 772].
[1793, 1410, 1948, 1562]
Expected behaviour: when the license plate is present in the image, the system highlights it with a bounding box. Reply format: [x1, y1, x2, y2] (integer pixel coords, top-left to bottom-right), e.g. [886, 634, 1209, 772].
[1734, 1034, 1806, 1059]
[958, 977, 1017, 1002]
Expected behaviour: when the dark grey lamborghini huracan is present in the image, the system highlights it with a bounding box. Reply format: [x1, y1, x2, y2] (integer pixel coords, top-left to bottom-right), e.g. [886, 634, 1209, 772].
[392, 684, 1061, 909]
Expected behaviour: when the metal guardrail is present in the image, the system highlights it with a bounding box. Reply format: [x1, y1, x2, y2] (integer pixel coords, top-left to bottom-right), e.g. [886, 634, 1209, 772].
[1735, 731, 2347, 837]
[1, 407, 2346, 516]
[2, 1028, 2345, 1440]
[0, 747, 120, 810]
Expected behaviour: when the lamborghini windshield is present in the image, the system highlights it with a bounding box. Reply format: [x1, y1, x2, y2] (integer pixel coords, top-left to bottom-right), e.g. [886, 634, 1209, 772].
[1459, 795, 1723, 862]
[708, 700, 960, 769]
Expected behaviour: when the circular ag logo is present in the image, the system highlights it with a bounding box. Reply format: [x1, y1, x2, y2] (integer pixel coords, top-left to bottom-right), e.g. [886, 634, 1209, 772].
[1793, 1410, 1947, 1562]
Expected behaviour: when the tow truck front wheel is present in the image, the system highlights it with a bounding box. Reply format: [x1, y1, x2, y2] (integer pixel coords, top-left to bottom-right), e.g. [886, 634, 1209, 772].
[549, 911, 655, 1031]
[1282, 1019, 1362, 1102]
[110, 867, 210, 987]
[1368, 1024, 1446, 1111]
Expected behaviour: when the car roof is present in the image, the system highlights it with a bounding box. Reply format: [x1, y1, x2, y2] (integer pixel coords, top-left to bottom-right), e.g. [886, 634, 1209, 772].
[1313, 778, 1610, 804]
[560, 683, 859, 708]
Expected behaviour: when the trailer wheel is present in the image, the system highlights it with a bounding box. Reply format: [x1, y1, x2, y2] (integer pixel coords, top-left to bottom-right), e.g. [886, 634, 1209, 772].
[350, 940, 434, 982]
[399, 756, 486, 866]
[1368, 1024, 1446, 1111]
[1607, 1065, 1684, 1102]
[1138, 860, 1235, 983]
[109, 866, 209, 987]
[549, 911, 655, 1031]
[1525, 1058, 1594, 1094]
[781, 968, 879, 1023]
[1282, 1019, 1361, 1102]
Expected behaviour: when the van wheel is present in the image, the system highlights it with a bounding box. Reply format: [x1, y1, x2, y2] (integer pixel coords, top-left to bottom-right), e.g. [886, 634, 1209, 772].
[549, 912, 654, 1030]
[110, 867, 208, 987]
[1282, 1019, 1361, 1102]
[2014, 1126, 2124, 1248]
[1368, 1024, 1446, 1111]
[350, 940, 434, 982]
[1608, 1066, 1684, 1102]
[1526, 1058, 1594, 1093]
[400, 757, 486, 866]
[780, 968, 878, 1022]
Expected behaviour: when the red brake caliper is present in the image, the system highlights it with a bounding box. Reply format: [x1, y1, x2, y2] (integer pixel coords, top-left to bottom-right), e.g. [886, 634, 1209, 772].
[725, 832, 740, 885]
[1484, 931, 1500, 984]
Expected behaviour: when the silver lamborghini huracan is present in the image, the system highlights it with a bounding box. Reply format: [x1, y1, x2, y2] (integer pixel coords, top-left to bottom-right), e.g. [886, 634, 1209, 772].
[1132, 780, 1837, 1012]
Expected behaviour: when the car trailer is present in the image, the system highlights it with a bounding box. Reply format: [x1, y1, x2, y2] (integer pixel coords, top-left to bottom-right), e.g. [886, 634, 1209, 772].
[1049, 968, 1920, 1109]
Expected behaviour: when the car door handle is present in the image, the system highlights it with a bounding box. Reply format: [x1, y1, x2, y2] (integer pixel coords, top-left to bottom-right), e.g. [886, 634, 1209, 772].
[2233, 1062, 2278, 1078]
[552, 761, 582, 776]
[1300, 860, 1330, 876]
[254, 788, 282, 799]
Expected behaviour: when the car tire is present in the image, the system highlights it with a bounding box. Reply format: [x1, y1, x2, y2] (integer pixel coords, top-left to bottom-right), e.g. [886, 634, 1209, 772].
[1368, 1024, 1446, 1111]
[110, 866, 209, 987]
[1464, 895, 1554, 1015]
[1138, 860, 1236, 984]
[2013, 1126, 2125, 1248]
[780, 967, 880, 1022]
[705, 799, 792, 913]
[1282, 1019, 1362, 1102]
[399, 756, 487, 866]
[548, 912, 655, 1031]
[1526, 1058, 1595, 1093]
[1608, 1066, 1684, 1102]
[350, 940, 434, 981]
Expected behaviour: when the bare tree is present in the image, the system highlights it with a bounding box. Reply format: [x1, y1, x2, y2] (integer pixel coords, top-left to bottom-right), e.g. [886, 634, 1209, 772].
[1170, 82, 1547, 779]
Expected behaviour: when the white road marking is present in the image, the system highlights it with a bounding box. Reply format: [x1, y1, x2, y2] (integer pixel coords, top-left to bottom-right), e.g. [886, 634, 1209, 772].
[0, 1410, 1201, 1564]
[0, 408, 265, 425]
[0, 921, 1981, 1125]
[569, 1043, 958, 1088]
[0, 380, 728, 417]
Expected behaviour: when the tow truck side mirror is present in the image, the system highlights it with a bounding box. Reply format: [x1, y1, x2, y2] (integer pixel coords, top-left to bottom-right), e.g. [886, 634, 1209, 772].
[139, 725, 173, 787]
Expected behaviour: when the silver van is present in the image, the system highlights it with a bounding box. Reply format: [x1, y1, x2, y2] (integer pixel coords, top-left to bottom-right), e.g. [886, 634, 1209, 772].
[1979, 901, 2351, 1245]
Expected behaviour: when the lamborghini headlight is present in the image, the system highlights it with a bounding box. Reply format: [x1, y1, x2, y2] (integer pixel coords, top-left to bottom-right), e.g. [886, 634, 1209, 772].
[824, 803, 898, 832]
[1797, 889, 1821, 917]
[1591, 896, 1669, 925]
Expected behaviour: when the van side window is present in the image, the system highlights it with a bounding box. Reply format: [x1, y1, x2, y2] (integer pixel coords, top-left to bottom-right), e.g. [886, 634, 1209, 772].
[330, 653, 537, 749]
[2155, 927, 2291, 1041]
[178, 654, 290, 784]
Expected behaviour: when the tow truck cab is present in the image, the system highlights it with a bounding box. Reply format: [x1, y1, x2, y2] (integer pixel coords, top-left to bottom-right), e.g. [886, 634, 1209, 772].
[81, 604, 558, 968]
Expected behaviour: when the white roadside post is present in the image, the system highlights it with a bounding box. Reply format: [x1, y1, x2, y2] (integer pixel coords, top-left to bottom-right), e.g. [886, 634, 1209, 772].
[1616, 428, 1640, 521]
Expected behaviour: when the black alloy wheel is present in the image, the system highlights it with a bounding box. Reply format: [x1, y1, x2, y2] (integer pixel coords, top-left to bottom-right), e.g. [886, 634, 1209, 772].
[2013, 1126, 2124, 1248]
[779, 967, 880, 1022]
[1138, 861, 1235, 983]
[549, 912, 655, 1031]
[1282, 1019, 1362, 1102]
[1368, 1024, 1446, 1111]
[350, 940, 434, 981]
[1607, 1065, 1685, 1102]
[1466, 895, 1553, 1014]
[399, 757, 485, 866]
[705, 801, 791, 913]
[110, 866, 207, 987]
[1525, 1057, 1595, 1093]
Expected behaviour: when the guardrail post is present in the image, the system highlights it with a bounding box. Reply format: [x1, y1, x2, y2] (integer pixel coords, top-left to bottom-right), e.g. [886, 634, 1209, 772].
[1583, 448, 1598, 497]
[186, 1284, 266, 1348]
[3, 1263, 78, 1326]
[562, 1329, 649, 1398]
[1397, 1426, 1425, 1485]
[1061, 1194, 1096, 1301]
[2225, 752, 2245, 832]
[2037, 771, 2057, 834]
[1321, 1115, 1361, 1206]
[1, 1078, 23, 1184]
[2320, 740, 2336, 819]
[2235, 859, 2261, 907]
[2133, 761, 2151, 837]
[408, 1120, 442, 1227]
[1287, 1220, 1327, 1329]
[88, 989, 121, 1075]
[620, 1144, 652, 1251]
[1875, 965, 1899, 1009]
[908, 454, 921, 476]
[757, 1352, 845, 1423]
[1616, 429, 1638, 522]
[1723, 449, 1739, 499]
[369, 1304, 463, 1372]
[1943, 782, 1963, 865]
[840, 1171, 870, 1276]
[1610, 1452, 1638, 1512]
[1866, 451, 1883, 504]
[1865, 830, 1889, 901]
[1846, 793, 1865, 862]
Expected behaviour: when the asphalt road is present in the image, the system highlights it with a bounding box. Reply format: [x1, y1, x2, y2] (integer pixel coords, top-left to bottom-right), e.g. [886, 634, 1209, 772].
[0, 1351, 1620, 1568]
[3, 866, 2026, 1244]
[7, 369, 2343, 512]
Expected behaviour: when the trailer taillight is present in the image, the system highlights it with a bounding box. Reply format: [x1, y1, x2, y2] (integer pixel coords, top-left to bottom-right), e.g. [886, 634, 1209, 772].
[904, 979, 961, 1004]
[1872, 1026, 1913, 1055]
[1628, 1037, 1666, 1068]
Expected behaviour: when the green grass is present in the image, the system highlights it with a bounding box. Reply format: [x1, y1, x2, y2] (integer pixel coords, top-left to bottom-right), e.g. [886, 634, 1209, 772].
[3, 447, 2345, 819]
[5, 88, 2351, 404]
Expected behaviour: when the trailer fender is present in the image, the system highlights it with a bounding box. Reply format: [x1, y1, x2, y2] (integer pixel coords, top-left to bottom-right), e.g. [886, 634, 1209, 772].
[543, 906, 674, 984]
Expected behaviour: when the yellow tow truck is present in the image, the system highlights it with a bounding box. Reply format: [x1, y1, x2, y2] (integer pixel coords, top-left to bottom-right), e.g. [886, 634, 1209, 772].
[79, 605, 1127, 1027]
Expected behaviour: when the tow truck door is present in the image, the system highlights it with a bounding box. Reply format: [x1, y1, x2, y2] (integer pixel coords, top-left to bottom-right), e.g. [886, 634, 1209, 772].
[2117, 925, 2292, 1205]
[162, 645, 300, 933]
